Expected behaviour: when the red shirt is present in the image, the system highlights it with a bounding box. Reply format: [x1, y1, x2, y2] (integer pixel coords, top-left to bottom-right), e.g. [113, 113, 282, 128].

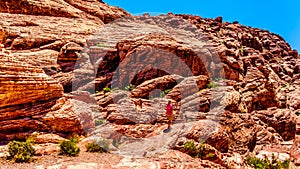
[166, 104, 173, 115]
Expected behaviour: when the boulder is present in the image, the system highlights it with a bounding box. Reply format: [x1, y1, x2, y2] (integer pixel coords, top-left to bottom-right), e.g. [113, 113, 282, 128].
[253, 108, 296, 141]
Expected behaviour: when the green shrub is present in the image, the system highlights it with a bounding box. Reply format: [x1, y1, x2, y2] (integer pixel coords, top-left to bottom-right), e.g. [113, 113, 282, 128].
[184, 141, 197, 157]
[184, 141, 197, 152]
[246, 155, 290, 169]
[95, 43, 107, 47]
[125, 84, 135, 91]
[206, 153, 215, 158]
[207, 81, 219, 89]
[95, 119, 105, 126]
[160, 89, 172, 98]
[69, 134, 80, 143]
[85, 142, 108, 153]
[59, 140, 80, 156]
[7, 138, 35, 163]
[183, 141, 206, 159]
[91, 107, 99, 112]
[103, 86, 111, 92]
[59, 135, 80, 156]
[279, 159, 291, 169]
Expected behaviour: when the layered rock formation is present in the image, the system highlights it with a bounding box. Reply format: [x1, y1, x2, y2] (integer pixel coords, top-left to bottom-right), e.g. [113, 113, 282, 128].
[0, 0, 300, 168]
[82, 14, 299, 168]
[0, 0, 129, 140]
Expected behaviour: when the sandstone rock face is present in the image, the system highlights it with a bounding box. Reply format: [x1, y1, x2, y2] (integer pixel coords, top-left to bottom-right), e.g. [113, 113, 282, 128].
[166, 75, 209, 102]
[0, 0, 128, 23]
[34, 133, 66, 144]
[186, 121, 230, 153]
[0, 57, 63, 109]
[291, 136, 300, 165]
[1, 1, 300, 168]
[0, 50, 99, 139]
[253, 108, 296, 141]
[219, 111, 257, 154]
[42, 97, 92, 135]
[57, 42, 83, 72]
[130, 74, 184, 99]
[0, 53, 63, 136]
[0, 0, 129, 93]
[0, 0, 129, 139]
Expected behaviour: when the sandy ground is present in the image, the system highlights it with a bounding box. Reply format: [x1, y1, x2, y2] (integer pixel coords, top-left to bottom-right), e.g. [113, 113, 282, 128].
[0, 152, 123, 169]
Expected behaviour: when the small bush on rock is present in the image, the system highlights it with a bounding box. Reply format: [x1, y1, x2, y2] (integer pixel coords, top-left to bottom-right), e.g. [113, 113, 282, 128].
[59, 135, 80, 156]
[86, 142, 108, 153]
[69, 134, 79, 143]
[206, 153, 215, 158]
[246, 154, 290, 169]
[7, 138, 35, 163]
[160, 89, 172, 98]
[89, 137, 111, 153]
[103, 86, 111, 92]
[184, 141, 197, 152]
[207, 81, 219, 89]
[183, 141, 206, 159]
[125, 84, 135, 91]
[59, 140, 80, 156]
[95, 119, 105, 126]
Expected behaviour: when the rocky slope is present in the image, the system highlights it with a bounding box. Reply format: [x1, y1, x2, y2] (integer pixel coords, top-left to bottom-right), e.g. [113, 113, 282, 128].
[0, 1, 300, 168]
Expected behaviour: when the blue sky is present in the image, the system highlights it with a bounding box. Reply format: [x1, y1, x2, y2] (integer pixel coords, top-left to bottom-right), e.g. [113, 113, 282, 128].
[104, 0, 300, 52]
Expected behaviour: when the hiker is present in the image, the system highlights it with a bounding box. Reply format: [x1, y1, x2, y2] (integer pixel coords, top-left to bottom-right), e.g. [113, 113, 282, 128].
[166, 100, 173, 129]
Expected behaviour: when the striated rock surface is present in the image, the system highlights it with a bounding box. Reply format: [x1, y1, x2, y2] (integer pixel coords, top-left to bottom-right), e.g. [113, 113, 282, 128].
[0, 0, 129, 139]
[0, 0, 129, 24]
[0, 52, 63, 136]
[252, 108, 296, 141]
[0, 56, 63, 109]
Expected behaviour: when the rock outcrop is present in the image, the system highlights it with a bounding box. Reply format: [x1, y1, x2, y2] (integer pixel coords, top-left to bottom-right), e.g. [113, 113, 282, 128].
[81, 13, 300, 167]
[0, 0, 129, 140]
[0, 51, 93, 139]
